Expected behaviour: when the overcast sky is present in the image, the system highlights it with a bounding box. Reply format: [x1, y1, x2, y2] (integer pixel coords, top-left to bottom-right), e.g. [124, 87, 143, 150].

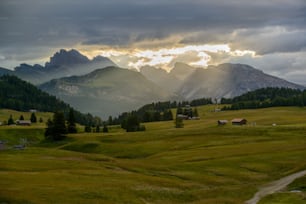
[1, 0, 306, 84]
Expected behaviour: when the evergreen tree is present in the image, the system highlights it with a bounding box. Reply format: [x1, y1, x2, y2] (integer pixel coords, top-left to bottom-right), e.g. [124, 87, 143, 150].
[176, 107, 183, 115]
[143, 111, 152, 122]
[96, 125, 100, 133]
[30, 113, 37, 123]
[45, 112, 67, 141]
[84, 125, 92, 133]
[19, 115, 24, 120]
[175, 116, 184, 128]
[163, 109, 173, 121]
[153, 111, 161, 121]
[102, 124, 109, 133]
[45, 119, 54, 137]
[123, 114, 144, 132]
[67, 109, 77, 133]
[8, 115, 14, 125]
[108, 116, 113, 125]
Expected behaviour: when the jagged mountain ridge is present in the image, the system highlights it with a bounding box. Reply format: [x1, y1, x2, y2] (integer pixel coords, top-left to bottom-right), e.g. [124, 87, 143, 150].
[140, 66, 179, 93]
[40, 66, 179, 118]
[141, 63, 303, 100]
[1, 49, 304, 117]
[178, 63, 304, 100]
[140, 62, 197, 93]
[0, 49, 116, 84]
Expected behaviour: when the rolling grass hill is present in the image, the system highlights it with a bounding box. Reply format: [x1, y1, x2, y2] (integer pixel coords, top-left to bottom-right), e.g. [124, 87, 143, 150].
[0, 109, 53, 146]
[0, 109, 53, 125]
[1, 105, 306, 203]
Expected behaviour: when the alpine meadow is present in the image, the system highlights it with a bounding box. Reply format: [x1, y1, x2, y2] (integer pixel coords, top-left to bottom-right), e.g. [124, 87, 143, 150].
[1, 0, 306, 203]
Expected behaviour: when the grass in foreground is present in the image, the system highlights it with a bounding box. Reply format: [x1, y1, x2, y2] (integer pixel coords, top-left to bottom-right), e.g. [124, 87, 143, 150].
[1, 106, 306, 203]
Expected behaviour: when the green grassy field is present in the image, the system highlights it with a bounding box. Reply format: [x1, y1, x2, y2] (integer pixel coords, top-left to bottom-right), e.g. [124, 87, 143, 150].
[1, 106, 306, 203]
[0, 109, 53, 127]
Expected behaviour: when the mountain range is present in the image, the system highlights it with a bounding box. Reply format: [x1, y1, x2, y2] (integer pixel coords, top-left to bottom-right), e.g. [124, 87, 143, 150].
[141, 62, 304, 100]
[0, 49, 304, 118]
[1, 49, 116, 84]
[39, 66, 178, 117]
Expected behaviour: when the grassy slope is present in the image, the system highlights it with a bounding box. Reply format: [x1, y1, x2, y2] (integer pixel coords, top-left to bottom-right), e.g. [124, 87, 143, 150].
[1, 106, 306, 203]
[0, 109, 53, 126]
[0, 109, 53, 146]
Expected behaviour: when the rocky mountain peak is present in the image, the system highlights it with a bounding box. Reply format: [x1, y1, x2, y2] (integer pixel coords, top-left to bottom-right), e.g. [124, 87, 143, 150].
[45, 49, 90, 68]
[92, 55, 112, 63]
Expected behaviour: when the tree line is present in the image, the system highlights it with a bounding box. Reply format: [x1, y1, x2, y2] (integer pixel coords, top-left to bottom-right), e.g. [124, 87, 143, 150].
[221, 87, 306, 110]
[110, 98, 211, 126]
[45, 109, 110, 141]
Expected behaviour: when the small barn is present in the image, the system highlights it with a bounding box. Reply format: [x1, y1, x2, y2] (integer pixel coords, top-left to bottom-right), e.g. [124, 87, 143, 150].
[16, 120, 31, 126]
[231, 118, 247, 126]
[218, 120, 228, 126]
[177, 114, 189, 120]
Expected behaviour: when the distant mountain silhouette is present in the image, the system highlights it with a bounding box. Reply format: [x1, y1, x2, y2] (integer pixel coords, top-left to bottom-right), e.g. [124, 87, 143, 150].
[40, 66, 178, 117]
[0, 49, 116, 84]
[1, 49, 304, 117]
[178, 63, 304, 99]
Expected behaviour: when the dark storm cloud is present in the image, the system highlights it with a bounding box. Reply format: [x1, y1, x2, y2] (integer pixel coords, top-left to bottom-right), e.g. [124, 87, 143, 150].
[1, 0, 305, 44]
[0, 0, 306, 71]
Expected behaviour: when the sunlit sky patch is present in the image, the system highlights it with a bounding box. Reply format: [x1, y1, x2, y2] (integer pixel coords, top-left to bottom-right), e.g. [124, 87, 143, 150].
[98, 44, 255, 71]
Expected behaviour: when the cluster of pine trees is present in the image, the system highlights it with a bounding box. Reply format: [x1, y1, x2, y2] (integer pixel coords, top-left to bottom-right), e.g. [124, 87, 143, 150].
[111, 98, 210, 126]
[221, 87, 306, 110]
[176, 106, 199, 118]
[121, 114, 145, 132]
[45, 109, 80, 141]
[6, 112, 39, 125]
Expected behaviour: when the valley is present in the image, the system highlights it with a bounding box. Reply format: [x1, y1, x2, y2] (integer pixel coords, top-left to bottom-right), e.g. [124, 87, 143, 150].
[2, 1, 306, 203]
[1, 106, 306, 203]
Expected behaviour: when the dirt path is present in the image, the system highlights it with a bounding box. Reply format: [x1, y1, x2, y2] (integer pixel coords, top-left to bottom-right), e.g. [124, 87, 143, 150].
[245, 170, 306, 204]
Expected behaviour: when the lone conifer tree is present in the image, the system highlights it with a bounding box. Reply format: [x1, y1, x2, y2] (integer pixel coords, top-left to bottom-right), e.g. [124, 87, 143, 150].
[45, 112, 67, 141]
[84, 125, 92, 133]
[8, 115, 14, 125]
[175, 116, 184, 128]
[103, 123, 109, 133]
[108, 116, 113, 125]
[30, 113, 37, 123]
[67, 109, 77, 133]
[96, 125, 100, 133]
[176, 107, 183, 115]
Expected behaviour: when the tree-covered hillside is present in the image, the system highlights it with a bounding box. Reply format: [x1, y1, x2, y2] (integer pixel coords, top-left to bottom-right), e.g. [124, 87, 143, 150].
[112, 98, 212, 125]
[221, 87, 306, 110]
[0, 75, 98, 125]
